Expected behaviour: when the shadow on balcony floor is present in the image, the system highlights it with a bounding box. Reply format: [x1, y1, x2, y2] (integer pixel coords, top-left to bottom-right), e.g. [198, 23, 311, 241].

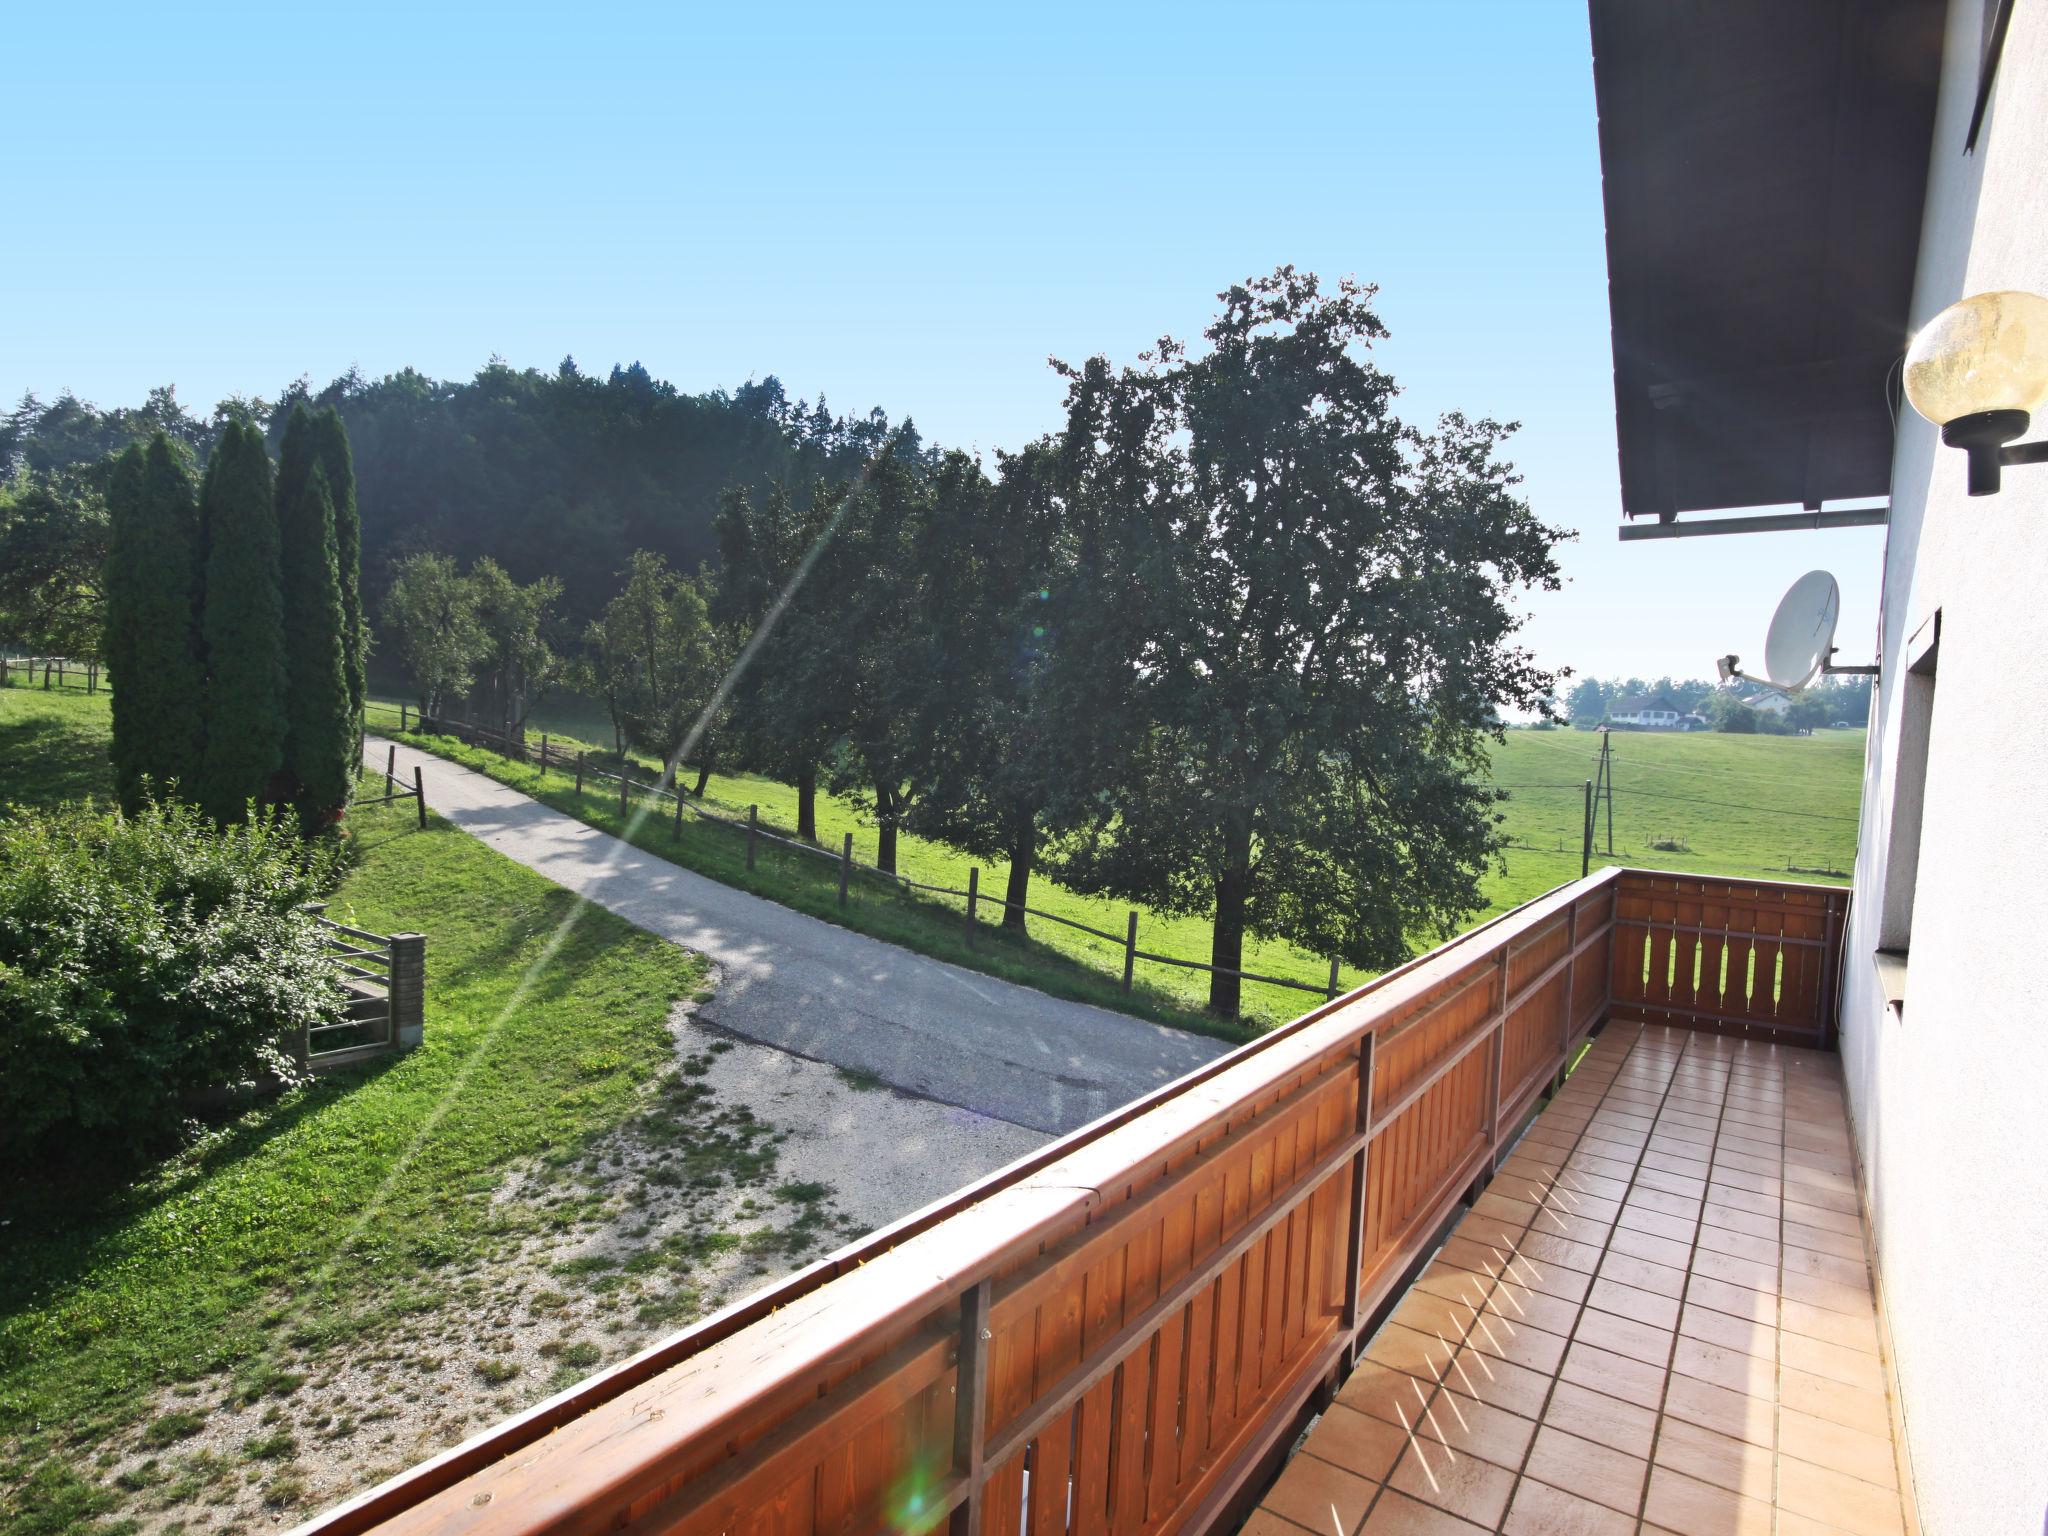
[1244, 1023, 1908, 1536]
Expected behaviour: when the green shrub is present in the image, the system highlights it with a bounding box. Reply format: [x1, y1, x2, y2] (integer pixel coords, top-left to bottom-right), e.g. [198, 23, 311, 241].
[0, 796, 345, 1165]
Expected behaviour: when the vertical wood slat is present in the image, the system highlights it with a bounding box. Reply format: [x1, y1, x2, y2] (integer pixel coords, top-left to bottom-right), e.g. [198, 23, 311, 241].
[949, 1281, 992, 1536]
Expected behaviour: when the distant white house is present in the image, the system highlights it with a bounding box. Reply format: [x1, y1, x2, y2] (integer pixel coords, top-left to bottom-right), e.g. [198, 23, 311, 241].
[1607, 696, 1687, 727]
[1742, 690, 1793, 717]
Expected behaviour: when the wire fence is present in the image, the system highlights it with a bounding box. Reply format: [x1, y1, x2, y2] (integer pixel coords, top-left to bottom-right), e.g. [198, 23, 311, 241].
[366, 702, 1348, 1005]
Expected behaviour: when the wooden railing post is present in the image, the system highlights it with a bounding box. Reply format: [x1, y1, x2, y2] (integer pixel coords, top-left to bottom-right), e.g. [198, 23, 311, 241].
[965, 868, 979, 950]
[672, 786, 683, 840]
[540, 735, 549, 777]
[747, 805, 759, 870]
[576, 751, 585, 796]
[1558, 898, 1580, 1091]
[400, 702, 409, 732]
[948, 1279, 992, 1536]
[620, 768, 630, 819]
[839, 833, 852, 906]
[413, 765, 427, 828]
[384, 743, 396, 795]
[1486, 945, 1510, 1174]
[1341, 1032, 1377, 1345]
[388, 933, 427, 1049]
[1122, 911, 1138, 993]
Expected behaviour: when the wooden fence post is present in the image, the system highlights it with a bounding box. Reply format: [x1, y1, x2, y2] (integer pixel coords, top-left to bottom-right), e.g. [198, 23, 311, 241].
[384, 744, 396, 795]
[839, 833, 853, 906]
[88, 663, 97, 694]
[1122, 912, 1138, 993]
[576, 752, 585, 796]
[620, 768, 629, 819]
[672, 786, 683, 840]
[965, 868, 979, 950]
[1581, 779, 1595, 878]
[540, 735, 549, 777]
[388, 933, 427, 1049]
[413, 765, 427, 828]
[1326, 956, 1341, 1001]
[747, 805, 759, 870]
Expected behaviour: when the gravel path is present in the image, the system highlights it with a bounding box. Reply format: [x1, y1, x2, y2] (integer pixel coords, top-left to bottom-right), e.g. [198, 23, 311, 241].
[365, 737, 1225, 1135]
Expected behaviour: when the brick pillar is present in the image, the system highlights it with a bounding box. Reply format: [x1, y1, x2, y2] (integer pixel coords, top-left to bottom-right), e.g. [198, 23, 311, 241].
[388, 933, 427, 1049]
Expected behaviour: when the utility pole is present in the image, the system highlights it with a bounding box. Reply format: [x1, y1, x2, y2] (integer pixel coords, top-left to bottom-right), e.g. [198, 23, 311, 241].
[1598, 729, 1616, 855]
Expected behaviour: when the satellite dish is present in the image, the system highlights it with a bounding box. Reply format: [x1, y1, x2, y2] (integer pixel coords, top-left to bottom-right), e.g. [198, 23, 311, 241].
[1763, 571, 1842, 692]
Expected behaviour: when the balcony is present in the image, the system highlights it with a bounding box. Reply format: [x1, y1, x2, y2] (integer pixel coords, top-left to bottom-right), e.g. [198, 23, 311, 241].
[299, 867, 1871, 1536]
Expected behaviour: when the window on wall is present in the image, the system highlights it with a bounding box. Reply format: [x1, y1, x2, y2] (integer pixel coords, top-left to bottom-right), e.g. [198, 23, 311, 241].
[1877, 615, 1941, 989]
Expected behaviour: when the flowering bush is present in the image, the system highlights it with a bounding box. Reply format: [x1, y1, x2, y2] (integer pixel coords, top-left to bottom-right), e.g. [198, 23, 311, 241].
[0, 796, 346, 1164]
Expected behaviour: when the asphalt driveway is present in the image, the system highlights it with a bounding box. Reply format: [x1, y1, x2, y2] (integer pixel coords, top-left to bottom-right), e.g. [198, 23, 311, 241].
[365, 738, 1225, 1134]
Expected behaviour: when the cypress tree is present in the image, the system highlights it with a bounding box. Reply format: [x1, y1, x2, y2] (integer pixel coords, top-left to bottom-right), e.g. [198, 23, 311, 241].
[105, 435, 205, 809]
[104, 445, 146, 804]
[196, 420, 287, 823]
[278, 456, 355, 828]
[310, 408, 365, 733]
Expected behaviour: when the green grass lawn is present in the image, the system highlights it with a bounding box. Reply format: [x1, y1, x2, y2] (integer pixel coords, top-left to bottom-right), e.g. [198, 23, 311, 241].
[0, 689, 710, 1535]
[371, 689, 1863, 1030]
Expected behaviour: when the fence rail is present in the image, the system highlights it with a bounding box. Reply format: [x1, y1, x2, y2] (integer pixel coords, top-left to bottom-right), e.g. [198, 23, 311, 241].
[295, 864, 1844, 1536]
[303, 905, 427, 1070]
[369, 707, 1348, 1006]
[1, 655, 102, 693]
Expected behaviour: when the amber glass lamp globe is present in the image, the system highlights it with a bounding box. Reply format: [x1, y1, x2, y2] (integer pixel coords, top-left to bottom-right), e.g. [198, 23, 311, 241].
[1902, 289, 2048, 425]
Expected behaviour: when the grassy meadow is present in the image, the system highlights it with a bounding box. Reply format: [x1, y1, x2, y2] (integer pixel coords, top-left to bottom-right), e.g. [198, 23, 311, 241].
[371, 686, 1865, 1029]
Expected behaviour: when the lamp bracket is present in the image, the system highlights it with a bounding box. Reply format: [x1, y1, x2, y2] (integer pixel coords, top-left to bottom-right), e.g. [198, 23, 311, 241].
[1942, 409, 2048, 496]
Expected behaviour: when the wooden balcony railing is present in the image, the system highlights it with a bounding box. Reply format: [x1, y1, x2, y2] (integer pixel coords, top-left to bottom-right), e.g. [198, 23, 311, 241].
[296, 866, 1845, 1536]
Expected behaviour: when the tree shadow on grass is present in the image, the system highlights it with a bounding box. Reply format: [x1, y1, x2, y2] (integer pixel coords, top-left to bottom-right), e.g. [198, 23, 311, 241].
[0, 1052, 412, 1319]
[0, 708, 115, 808]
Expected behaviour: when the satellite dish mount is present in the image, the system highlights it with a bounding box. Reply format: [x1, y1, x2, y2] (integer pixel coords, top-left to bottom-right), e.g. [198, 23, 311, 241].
[1718, 571, 1878, 696]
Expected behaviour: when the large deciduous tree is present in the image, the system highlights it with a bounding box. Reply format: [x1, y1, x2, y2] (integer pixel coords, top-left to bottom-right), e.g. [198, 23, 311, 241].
[469, 557, 562, 738]
[383, 552, 487, 717]
[105, 435, 207, 810]
[599, 551, 725, 773]
[896, 449, 1065, 928]
[0, 469, 109, 664]
[1047, 268, 1566, 1017]
[195, 420, 288, 823]
[713, 479, 850, 837]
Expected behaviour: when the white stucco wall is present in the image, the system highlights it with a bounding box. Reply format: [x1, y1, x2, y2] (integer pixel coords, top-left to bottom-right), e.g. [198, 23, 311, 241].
[1836, 4, 2048, 1533]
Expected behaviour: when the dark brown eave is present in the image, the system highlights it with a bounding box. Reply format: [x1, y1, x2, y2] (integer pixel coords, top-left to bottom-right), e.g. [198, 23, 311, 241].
[1589, 0, 1946, 519]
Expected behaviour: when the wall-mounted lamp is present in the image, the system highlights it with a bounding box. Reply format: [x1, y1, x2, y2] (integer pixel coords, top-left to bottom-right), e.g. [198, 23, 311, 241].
[1903, 289, 2048, 495]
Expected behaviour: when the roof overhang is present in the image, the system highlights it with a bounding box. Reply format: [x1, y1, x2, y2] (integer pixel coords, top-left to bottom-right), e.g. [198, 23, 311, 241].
[1589, 0, 1946, 521]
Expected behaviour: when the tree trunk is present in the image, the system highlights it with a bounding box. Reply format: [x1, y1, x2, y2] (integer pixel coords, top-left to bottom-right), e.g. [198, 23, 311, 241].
[796, 763, 818, 842]
[1002, 814, 1035, 933]
[874, 781, 898, 875]
[692, 762, 710, 797]
[1208, 816, 1254, 1019]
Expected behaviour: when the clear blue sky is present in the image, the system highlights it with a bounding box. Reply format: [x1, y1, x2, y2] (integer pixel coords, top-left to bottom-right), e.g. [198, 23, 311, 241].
[2, 0, 1885, 685]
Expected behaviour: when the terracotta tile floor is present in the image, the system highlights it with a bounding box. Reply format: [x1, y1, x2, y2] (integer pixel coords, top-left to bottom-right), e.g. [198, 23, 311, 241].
[1243, 1023, 1910, 1536]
